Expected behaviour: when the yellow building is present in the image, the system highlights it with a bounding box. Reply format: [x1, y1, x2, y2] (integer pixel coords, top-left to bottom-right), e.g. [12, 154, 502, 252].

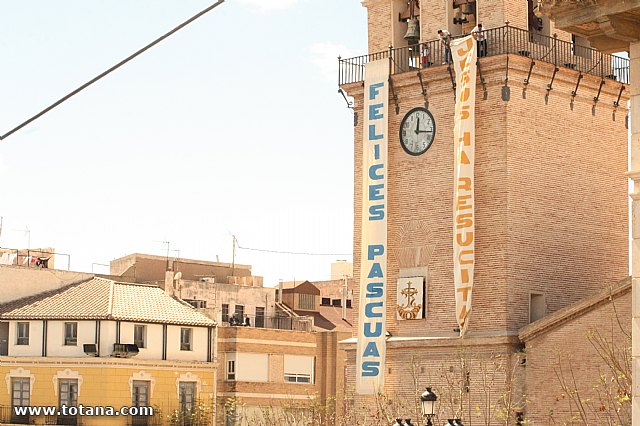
[0, 277, 216, 426]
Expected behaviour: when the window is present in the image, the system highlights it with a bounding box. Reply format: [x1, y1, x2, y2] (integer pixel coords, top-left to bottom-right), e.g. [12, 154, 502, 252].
[284, 373, 312, 383]
[234, 305, 244, 318]
[284, 355, 314, 384]
[11, 377, 30, 424]
[187, 300, 207, 309]
[321, 297, 331, 306]
[16, 322, 29, 345]
[132, 380, 150, 407]
[572, 34, 591, 59]
[180, 328, 192, 351]
[227, 360, 236, 380]
[331, 299, 341, 307]
[59, 379, 78, 408]
[255, 307, 265, 328]
[134, 325, 146, 349]
[132, 381, 150, 426]
[346, 299, 352, 308]
[178, 382, 196, 413]
[64, 322, 78, 346]
[221, 304, 229, 322]
[298, 294, 315, 310]
[530, 293, 546, 323]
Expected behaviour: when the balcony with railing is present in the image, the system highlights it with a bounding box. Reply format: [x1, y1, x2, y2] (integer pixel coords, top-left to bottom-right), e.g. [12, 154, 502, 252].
[338, 25, 629, 86]
[221, 313, 313, 332]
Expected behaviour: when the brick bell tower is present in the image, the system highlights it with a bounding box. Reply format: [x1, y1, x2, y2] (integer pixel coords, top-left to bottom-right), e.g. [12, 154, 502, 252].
[339, 0, 630, 422]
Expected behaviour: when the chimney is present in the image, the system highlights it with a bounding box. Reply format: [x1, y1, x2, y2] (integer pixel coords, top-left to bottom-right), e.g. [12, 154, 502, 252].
[278, 279, 283, 303]
[164, 270, 175, 296]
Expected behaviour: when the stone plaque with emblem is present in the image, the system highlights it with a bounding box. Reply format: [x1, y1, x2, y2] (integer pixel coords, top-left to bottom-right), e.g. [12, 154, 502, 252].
[396, 276, 425, 320]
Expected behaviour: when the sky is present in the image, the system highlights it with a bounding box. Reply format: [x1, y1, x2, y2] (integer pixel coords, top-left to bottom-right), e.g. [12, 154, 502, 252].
[0, 0, 367, 285]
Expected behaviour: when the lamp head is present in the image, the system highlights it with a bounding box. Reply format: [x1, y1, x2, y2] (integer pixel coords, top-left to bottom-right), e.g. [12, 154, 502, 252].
[420, 387, 437, 417]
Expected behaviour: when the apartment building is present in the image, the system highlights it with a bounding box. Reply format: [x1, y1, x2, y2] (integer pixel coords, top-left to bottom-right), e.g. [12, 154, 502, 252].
[0, 272, 216, 426]
[216, 280, 351, 425]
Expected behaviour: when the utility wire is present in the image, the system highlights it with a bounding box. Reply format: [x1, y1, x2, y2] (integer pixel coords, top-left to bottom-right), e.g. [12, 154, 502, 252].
[0, 0, 225, 141]
[236, 243, 352, 257]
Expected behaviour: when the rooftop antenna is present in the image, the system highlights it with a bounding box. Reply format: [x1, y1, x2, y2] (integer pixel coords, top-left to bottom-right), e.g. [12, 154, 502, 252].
[231, 235, 237, 277]
[154, 240, 171, 270]
[12, 226, 31, 249]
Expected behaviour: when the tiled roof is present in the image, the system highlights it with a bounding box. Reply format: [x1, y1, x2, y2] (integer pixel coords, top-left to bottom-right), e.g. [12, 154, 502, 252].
[0, 278, 215, 327]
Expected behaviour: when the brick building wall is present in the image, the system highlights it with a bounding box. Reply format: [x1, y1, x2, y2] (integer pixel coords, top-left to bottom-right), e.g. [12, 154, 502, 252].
[342, 1, 629, 423]
[217, 327, 349, 424]
[520, 279, 631, 424]
[346, 54, 628, 338]
[342, 48, 627, 426]
[109, 253, 252, 283]
[342, 335, 524, 424]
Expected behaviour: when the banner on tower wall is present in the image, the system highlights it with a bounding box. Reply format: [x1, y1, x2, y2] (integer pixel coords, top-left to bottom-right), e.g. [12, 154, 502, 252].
[356, 59, 389, 395]
[451, 35, 477, 337]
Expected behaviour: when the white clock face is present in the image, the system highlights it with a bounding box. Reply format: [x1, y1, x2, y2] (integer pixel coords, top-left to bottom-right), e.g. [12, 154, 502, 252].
[400, 108, 436, 156]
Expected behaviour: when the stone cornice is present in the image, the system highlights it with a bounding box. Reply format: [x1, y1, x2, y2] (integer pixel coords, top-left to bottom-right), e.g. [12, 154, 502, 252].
[0, 355, 216, 369]
[538, 0, 640, 51]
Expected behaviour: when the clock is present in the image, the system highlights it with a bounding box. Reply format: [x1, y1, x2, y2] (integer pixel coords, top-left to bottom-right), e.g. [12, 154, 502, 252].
[399, 107, 436, 156]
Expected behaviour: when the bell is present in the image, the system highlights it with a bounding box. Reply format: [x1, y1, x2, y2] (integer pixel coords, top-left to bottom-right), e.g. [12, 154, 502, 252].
[462, 2, 475, 15]
[404, 18, 420, 45]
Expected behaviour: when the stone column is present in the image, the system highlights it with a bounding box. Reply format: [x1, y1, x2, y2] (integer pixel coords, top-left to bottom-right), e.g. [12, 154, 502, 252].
[631, 40, 640, 426]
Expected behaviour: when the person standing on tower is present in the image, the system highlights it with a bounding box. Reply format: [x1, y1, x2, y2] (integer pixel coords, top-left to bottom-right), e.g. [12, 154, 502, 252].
[438, 29, 453, 64]
[472, 23, 487, 57]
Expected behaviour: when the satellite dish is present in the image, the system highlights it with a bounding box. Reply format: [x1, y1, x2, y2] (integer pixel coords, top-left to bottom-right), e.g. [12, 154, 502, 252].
[174, 272, 182, 281]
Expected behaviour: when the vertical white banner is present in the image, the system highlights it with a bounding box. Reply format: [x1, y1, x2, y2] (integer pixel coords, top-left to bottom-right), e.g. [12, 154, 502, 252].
[451, 36, 477, 337]
[356, 59, 389, 394]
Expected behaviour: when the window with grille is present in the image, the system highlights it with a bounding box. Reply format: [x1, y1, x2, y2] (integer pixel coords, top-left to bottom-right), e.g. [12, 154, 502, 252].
[64, 322, 77, 346]
[11, 377, 30, 424]
[132, 381, 150, 407]
[11, 377, 31, 426]
[12, 377, 30, 407]
[16, 322, 29, 345]
[59, 379, 78, 408]
[179, 382, 195, 413]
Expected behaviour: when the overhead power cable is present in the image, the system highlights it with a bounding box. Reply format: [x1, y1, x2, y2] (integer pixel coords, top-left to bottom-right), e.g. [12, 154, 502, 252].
[0, 0, 225, 141]
[236, 243, 352, 257]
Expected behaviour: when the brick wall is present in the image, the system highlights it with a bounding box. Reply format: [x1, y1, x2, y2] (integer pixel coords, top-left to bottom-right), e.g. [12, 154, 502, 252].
[346, 54, 628, 338]
[521, 282, 631, 424]
[364, 0, 393, 53]
[341, 336, 524, 424]
[217, 327, 349, 423]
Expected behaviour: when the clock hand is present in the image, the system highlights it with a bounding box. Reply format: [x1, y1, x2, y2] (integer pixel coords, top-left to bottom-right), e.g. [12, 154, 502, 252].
[417, 129, 433, 133]
[415, 116, 420, 135]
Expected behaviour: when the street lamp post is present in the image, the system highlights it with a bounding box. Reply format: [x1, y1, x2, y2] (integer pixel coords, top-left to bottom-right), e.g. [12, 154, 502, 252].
[420, 387, 437, 426]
